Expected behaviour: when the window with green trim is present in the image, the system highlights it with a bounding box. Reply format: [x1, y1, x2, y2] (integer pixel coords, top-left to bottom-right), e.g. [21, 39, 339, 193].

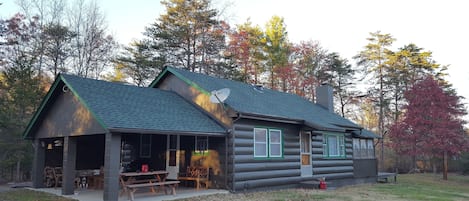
[254, 128, 283, 158]
[254, 128, 268, 157]
[322, 133, 345, 158]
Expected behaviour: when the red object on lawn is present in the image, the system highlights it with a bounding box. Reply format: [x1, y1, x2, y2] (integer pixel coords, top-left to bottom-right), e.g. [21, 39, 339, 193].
[319, 180, 327, 190]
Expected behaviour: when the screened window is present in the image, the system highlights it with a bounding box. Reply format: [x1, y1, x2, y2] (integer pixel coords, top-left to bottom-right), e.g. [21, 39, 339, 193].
[322, 133, 345, 158]
[367, 139, 375, 158]
[353, 138, 360, 157]
[254, 128, 283, 158]
[360, 139, 367, 158]
[353, 138, 375, 159]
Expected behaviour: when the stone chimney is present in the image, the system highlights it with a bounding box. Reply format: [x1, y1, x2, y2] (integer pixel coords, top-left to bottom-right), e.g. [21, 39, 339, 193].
[316, 84, 334, 112]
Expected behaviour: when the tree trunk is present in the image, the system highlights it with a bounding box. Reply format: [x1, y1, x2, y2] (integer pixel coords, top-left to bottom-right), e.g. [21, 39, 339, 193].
[432, 160, 437, 174]
[16, 160, 21, 182]
[443, 151, 448, 180]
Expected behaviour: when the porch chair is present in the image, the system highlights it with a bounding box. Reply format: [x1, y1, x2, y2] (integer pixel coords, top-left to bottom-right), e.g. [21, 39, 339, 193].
[43, 166, 55, 187]
[178, 166, 210, 190]
[52, 167, 63, 188]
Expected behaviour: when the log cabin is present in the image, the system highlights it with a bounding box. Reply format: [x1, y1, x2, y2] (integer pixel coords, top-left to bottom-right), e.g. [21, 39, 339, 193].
[24, 66, 379, 201]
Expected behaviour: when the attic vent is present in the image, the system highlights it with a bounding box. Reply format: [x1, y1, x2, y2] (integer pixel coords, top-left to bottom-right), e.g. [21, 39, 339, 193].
[253, 84, 264, 93]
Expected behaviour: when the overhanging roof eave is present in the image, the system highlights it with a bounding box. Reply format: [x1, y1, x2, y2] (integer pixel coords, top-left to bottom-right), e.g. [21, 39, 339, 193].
[236, 112, 304, 125]
[304, 121, 346, 132]
[108, 127, 227, 136]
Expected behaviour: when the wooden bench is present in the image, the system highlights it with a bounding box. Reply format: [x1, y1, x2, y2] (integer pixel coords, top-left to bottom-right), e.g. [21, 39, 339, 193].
[125, 180, 180, 201]
[377, 172, 397, 183]
[178, 166, 210, 190]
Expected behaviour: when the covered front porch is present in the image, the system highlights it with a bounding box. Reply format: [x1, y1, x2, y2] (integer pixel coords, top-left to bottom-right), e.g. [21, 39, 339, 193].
[31, 132, 228, 201]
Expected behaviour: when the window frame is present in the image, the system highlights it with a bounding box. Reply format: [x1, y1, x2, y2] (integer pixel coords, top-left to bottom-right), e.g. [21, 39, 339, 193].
[254, 128, 268, 158]
[253, 127, 283, 158]
[268, 129, 283, 158]
[322, 133, 346, 158]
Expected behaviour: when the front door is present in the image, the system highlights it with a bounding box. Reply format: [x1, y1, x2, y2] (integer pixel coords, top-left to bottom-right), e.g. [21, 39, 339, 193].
[300, 132, 313, 177]
[166, 135, 180, 180]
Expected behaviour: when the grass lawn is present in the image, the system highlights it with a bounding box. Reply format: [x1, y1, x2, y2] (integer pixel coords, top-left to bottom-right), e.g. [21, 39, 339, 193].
[0, 173, 467, 201]
[372, 173, 469, 201]
[0, 189, 77, 201]
[177, 173, 469, 201]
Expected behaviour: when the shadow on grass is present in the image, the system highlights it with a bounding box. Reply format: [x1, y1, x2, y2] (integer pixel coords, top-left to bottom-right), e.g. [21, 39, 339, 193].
[0, 189, 77, 201]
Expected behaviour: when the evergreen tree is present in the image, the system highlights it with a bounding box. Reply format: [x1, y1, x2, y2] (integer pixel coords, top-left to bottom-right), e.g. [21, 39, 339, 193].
[323, 52, 357, 118]
[144, 0, 230, 74]
[115, 40, 165, 86]
[0, 13, 48, 181]
[386, 44, 441, 121]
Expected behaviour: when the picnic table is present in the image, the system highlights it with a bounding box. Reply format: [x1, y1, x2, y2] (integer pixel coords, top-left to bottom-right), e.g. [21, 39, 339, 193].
[120, 171, 180, 201]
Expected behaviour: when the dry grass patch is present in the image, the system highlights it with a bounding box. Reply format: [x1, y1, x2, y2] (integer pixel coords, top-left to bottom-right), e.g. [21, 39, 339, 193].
[177, 173, 469, 201]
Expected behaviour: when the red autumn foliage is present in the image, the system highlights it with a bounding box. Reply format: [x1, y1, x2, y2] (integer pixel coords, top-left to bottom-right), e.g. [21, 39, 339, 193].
[389, 76, 468, 158]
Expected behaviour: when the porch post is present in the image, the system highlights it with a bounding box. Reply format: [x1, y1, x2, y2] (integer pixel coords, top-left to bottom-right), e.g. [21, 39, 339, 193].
[103, 132, 121, 201]
[62, 136, 77, 195]
[32, 138, 45, 188]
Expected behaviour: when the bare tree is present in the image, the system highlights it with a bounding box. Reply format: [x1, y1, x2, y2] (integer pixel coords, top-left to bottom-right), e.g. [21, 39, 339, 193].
[67, 0, 116, 78]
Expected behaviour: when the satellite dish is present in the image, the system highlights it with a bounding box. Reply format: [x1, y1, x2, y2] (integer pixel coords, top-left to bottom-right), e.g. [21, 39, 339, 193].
[210, 88, 230, 103]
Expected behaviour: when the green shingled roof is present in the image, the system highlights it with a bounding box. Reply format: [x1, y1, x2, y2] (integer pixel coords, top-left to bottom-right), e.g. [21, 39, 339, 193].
[352, 129, 381, 139]
[152, 67, 362, 132]
[24, 74, 226, 138]
[61, 74, 226, 134]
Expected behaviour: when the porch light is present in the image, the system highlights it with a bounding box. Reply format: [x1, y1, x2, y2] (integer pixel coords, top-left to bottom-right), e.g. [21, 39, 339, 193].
[54, 139, 63, 147]
[47, 143, 53, 150]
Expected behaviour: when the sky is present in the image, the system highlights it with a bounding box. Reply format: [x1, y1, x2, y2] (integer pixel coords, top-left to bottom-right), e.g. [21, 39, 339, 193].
[1, 0, 469, 119]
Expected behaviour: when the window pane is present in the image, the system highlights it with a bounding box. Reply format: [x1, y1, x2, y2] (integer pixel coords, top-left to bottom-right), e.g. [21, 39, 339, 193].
[360, 139, 367, 158]
[339, 136, 345, 156]
[328, 136, 338, 156]
[169, 151, 176, 166]
[270, 144, 281, 156]
[367, 139, 374, 158]
[254, 128, 267, 157]
[322, 135, 328, 156]
[301, 133, 310, 153]
[269, 130, 282, 157]
[255, 143, 267, 156]
[353, 138, 360, 158]
[270, 130, 281, 143]
[255, 129, 267, 142]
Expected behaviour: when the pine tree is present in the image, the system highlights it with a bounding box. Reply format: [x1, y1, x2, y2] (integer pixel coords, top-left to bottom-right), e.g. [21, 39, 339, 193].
[144, 0, 230, 74]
